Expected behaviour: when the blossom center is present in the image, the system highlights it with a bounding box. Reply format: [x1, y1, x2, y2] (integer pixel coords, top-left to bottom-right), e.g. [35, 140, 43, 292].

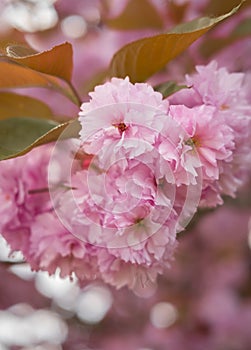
[220, 104, 229, 110]
[135, 217, 144, 225]
[185, 136, 201, 148]
[113, 122, 128, 134]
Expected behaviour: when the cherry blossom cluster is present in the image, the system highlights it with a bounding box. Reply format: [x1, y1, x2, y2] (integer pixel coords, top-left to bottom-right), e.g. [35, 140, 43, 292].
[0, 62, 250, 295]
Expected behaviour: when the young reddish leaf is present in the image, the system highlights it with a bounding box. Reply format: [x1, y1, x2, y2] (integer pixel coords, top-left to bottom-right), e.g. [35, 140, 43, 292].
[0, 58, 49, 87]
[109, 2, 243, 82]
[0, 92, 54, 120]
[0, 118, 80, 160]
[0, 58, 79, 105]
[6, 42, 73, 83]
[105, 0, 163, 30]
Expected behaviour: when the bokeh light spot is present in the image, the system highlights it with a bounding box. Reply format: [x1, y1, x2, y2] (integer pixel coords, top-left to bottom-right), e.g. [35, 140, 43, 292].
[150, 302, 178, 329]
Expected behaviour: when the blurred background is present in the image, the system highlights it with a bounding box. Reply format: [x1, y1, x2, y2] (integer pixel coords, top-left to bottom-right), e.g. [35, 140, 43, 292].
[0, 1, 250, 349]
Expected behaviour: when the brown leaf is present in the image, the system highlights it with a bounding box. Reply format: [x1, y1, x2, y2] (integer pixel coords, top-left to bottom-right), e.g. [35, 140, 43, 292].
[105, 0, 163, 30]
[109, 2, 243, 82]
[0, 58, 79, 105]
[6, 42, 73, 83]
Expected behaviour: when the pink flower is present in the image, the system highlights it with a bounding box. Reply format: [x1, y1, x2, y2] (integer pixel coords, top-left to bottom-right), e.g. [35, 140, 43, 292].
[169, 61, 251, 206]
[170, 61, 248, 109]
[41, 77, 201, 292]
[168, 104, 236, 206]
[0, 132, 180, 294]
[0, 145, 52, 255]
[77, 78, 201, 224]
[53, 149, 179, 286]
[29, 212, 99, 281]
[0, 145, 100, 286]
[79, 77, 169, 153]
[27, 199, 175, 296]
[80, 77, 168, 112]
[97, 248, 163, 297]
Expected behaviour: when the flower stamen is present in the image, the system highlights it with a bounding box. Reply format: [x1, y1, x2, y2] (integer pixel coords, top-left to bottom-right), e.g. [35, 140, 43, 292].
[185, 136, 201, 148]
[113, 122, 128, 134]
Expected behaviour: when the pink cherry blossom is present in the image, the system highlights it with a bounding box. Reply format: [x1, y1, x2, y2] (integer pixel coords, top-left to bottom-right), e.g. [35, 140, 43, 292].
[80, 76, 168, 113]
[79, 77, 170, 155]
[41, 77, 202, 292]
[168, 104, 236, 206]
[0, 133, 183, 294]
[0, 145, 97, 285]
[77, 77, 202, 236]
[0, 145, 52, 255]
[49, 146, 179, 294]
[29, 212, 99, 281]
[169, 61, 251, 206]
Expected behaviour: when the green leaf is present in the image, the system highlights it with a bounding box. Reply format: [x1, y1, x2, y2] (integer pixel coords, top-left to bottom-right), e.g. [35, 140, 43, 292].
[109, 2, 244, 82]
[0, 92, 54, 120]
[154, 81, 188, 98]
[0, 117, 57, 160]
[105, 0, 163, 30]
[0, 118, 80, 160]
